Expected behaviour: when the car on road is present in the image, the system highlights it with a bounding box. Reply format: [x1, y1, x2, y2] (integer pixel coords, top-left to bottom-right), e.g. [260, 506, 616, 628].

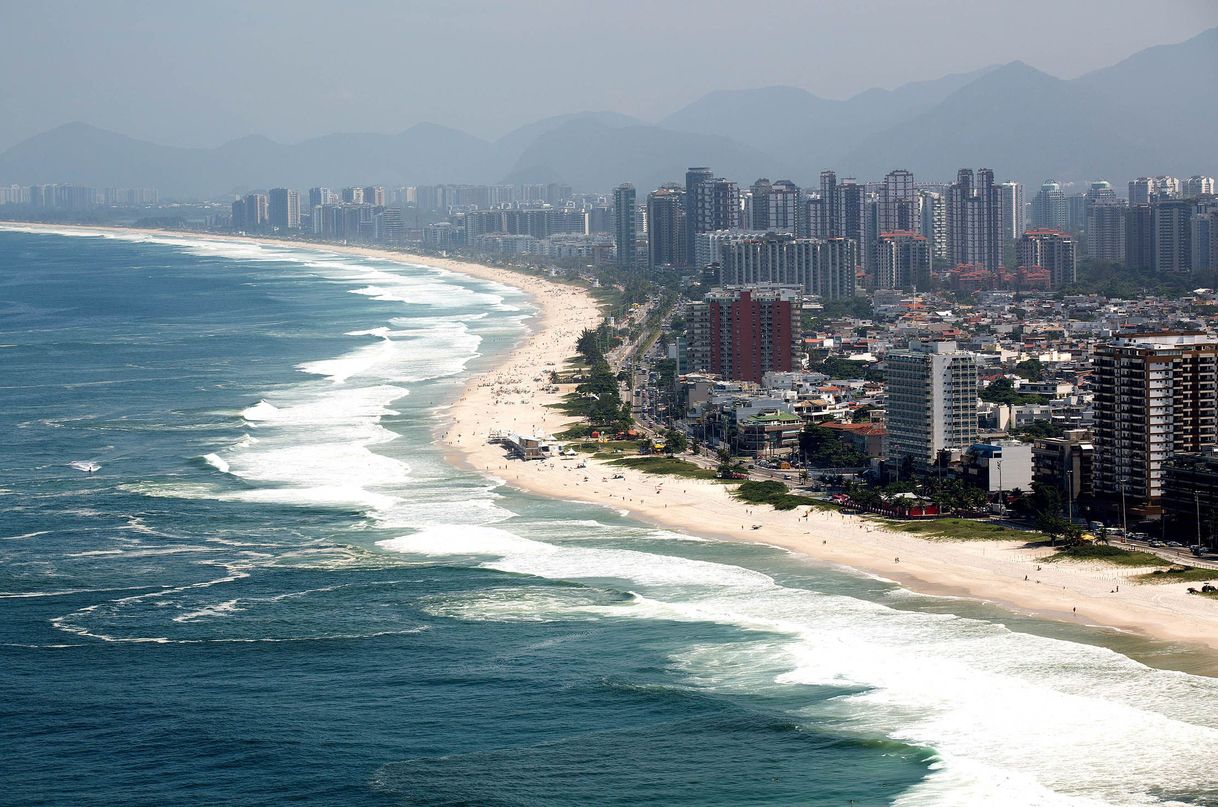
[1166, 541, 1184, 548]
[1148, 540, 1165, 548]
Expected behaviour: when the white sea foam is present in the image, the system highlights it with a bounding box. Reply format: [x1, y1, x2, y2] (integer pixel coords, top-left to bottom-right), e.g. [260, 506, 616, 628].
[203, 453, 230, 473]
[379, 523, 1218, 805]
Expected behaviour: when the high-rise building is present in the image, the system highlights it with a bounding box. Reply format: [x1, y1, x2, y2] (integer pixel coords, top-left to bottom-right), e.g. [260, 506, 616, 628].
[820, 171, 839, 237]
[1093, 332, 1218, 512]
[996, 181, 1025, 243]
[1018, 229, 1077, 287]
[687, 287, 802, 384]
[308, 187, 331, 209]
[646, 185, 686, 270]
[613, 183, 637, 270]
[749, 178, 772, 230]
[885, 340, 979, 475]
[947, 168, 1002, 269]
[768, 180, 801, 232]
[341, 187, 364, 204]
[1126, 205, 1155, 271]
[685, 167, 714, 262]
[878, 170, 917, 235]
[268, 188, 300, 230]
[1086, 201, 1126, 263]
[362, 186, 385, 207]
[876, 231, 931, 291]
[231, 198, 246, 231]
[1184, 176, 1216, 198]
[1153, 200, 1194, 272]
[716, 233, 857, 300]
[1152, 176, 1181, 201]
[1129, 177, 1153, 206]
[1192, 209, 1218, 273]
[694, 177, 742, 237]
[919, 190, 947, 260]
[240, 193, 268, 231]
[1030, 181, 1068, 230]
[835, 179, 867, 269]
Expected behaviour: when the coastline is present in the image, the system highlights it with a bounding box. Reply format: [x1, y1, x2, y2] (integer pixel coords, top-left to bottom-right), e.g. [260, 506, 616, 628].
[7, 221, 1218, 657]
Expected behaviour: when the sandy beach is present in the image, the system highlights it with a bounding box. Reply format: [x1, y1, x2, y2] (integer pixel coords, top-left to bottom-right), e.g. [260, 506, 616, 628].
[9, 221, 1218, 654]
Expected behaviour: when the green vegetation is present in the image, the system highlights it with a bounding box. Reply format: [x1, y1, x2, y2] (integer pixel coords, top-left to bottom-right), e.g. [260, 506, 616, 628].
[1010, 420, 1067, 441]
[1061, 259, 1218, 300]
[805, 296, 874, 326]
[808, 354, 884, 382]
[798, 423, 867, 468]
[1046, 543, 1165, 566]
[886, 519, 1047, 542]
[557, 326, 631, 437]
[1014, 358, 1044, 381]
[980, 377, 1048, 405]
[1133, 566, 1218, 584]
[608, 456, 724, 481]
[851, 405, 877, 423]
[733, 480, 830, 511]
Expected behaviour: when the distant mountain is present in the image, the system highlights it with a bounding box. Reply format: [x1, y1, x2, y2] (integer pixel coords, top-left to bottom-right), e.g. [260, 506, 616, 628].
[658, 66, 1000, 171]
[1, 29, 1214, 196]
[503, 117, 776, 191]
[835, 61, 1148, 185]
[0, 122, 497, 197]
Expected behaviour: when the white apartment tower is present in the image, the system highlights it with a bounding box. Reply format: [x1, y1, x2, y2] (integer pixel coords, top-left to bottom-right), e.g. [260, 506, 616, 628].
[885, 340, 979, 474]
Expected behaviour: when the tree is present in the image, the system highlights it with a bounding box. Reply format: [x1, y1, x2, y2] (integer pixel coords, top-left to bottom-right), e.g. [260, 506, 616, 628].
[980, 377, 1048, 405]
[798, 424, 867, 468]
[1014, 358, 1044, 382]
[663, 428, 688, 456]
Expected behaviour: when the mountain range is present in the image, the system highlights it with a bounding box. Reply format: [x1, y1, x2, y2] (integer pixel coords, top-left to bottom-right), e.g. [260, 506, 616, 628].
[1, 28, 1214, 198]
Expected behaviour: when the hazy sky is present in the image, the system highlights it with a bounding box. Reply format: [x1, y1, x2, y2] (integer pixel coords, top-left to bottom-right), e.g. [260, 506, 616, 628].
[1, 0, 1215, 150]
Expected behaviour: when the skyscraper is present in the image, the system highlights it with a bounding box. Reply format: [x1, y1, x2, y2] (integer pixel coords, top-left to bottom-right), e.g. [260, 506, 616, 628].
[1129, 177, 1153, 206]
[685, 167, 713, 262]
[362, 186, 385, 207]
[947, 168, 1002, 269]
[768, 180, 801, 232]
[996, 181, 1024, 243]
[646, 185, 686, 270]
[749, 178, 772, 229]
[919, 190, 947, 260]
[1093, 332, 1218, 512]
[819, 171, 839, 237]
[1185, 176, 1216, 197]
[878, 170, 917, 235]
[885, 340, 979, 475]
[613, 183, 637, 270]
[1030, 181, 1068, 230]
[694, 177, 742, 236]
[1126, 205, 1155, 271]
[835, 179, 867, 269]
[1087, 201, 1127, 263]
[268, 188, 300, 230]
[1153, 200, 1194, 272]
[242, 193, 268, 231]
[1018, 229, 1077, 287]
[876, 231, 931, 291]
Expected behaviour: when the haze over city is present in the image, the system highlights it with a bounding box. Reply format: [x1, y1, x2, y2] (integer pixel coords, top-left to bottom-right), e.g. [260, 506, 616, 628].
[2, 0, 1216, 149]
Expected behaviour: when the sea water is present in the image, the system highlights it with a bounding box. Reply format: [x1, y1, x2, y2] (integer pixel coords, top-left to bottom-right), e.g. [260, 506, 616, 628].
[1, 227, 1216, 806]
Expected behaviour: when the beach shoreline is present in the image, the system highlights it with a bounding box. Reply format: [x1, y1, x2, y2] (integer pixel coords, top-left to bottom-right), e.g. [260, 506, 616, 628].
[8, 220, 1218, 657]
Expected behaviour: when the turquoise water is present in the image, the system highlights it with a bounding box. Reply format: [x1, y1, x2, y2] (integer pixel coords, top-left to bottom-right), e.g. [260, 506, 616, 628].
[1, 227, 1216, 806]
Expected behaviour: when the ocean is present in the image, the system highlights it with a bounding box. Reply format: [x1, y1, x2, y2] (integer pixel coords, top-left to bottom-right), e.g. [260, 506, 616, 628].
[1, 226, 1216, 807]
